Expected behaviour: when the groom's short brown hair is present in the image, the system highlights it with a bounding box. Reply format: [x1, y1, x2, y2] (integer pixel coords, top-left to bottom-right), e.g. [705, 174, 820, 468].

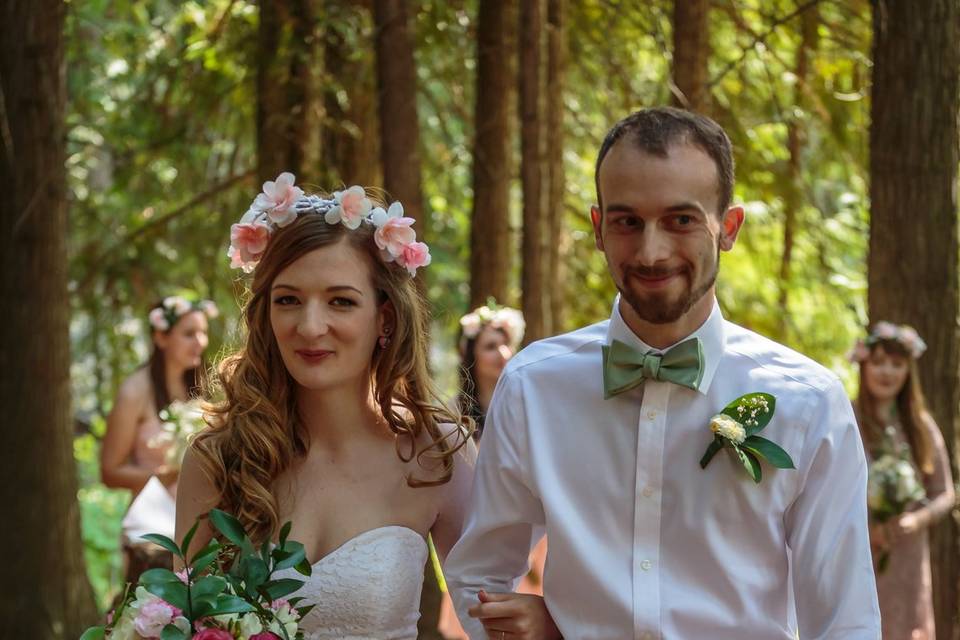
[595, 107, 735, 215]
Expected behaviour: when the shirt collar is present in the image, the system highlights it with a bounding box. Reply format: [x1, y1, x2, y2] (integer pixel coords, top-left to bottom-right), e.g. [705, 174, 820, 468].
[604, 295, 725, 395]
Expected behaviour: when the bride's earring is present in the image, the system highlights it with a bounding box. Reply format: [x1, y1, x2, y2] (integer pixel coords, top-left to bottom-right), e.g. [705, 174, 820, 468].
[379, 328, 392, 348]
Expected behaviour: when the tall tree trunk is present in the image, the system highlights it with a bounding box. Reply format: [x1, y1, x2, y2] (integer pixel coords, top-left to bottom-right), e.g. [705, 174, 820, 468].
[257, 0, 318, 184]
[545, 0, 566, 332]
[869, 1, 960, 638]
[0, 1, 99, 635]
[373, 0, 427, 240]
[777, 6, 818, 339]
[519, 0, 548, 343]
[671, 0, 711, 113]
[469, 0, 514, 309]
[321, 0, 381, 187]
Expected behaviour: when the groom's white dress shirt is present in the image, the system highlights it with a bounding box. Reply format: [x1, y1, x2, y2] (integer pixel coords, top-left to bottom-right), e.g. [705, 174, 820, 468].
[445, 298, 880, 639]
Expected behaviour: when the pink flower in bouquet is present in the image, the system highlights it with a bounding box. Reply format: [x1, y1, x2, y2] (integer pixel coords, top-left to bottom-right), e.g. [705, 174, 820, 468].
[249, 633, 283, 640]
[396, 241, 431, 276]
[133, 599, 181, 638]
[193, 629, 234, 640]
[254, 172, 303, 227]
[230, 222, 271, 268]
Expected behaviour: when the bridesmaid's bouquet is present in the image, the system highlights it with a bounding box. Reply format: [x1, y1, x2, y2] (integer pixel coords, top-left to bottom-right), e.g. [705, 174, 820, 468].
[154, 399, 208, 469]
[82, 510, 313, 640]
[867, 453, 925, 522]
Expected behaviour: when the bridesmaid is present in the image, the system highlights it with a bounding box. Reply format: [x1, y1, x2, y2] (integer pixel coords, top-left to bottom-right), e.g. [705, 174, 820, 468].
[100, 295, 215, 580]
[438, 303, 547, 639]
[850, 322, 956, 639]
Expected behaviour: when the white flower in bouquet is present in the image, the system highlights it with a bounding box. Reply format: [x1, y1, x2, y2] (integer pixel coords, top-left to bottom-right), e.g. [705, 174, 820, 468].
[158, 399, 207, 468]
[867, 452, 926, 521]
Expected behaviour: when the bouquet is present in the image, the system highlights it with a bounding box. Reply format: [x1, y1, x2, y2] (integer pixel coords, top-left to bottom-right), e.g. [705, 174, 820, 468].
[153, 400, 207, 469]
[867, 444, 926, 571]
[82, 510, 313, 640]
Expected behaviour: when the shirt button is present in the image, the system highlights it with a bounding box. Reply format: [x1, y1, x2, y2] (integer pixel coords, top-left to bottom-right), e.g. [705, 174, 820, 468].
[640, 559, 652, 571]
[640, 632, 655, 640]
[646, 410, 657, 420]
[642, 486, 654, 498]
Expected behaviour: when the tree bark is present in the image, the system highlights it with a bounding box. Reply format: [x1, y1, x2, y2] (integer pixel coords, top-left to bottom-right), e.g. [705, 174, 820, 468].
[545, 0, 566, 332]
[519, 0, 548, 342]
[257, 0, 319, 185]
[373, 0, 427, 240]
[0, 0, 99, 635]
[469, 0, 514, 309]
[321, 0, 381, 188]
[671, 0, 711, 113]
[777, 6, 818, 339]
[869, 1, 960, 638]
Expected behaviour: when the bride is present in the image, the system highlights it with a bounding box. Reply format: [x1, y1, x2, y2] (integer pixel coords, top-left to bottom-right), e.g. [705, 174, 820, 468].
[175, 174, 474, 639]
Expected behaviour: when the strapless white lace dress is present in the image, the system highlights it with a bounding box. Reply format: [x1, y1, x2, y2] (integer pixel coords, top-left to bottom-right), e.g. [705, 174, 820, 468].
[274, 525, 428, 640]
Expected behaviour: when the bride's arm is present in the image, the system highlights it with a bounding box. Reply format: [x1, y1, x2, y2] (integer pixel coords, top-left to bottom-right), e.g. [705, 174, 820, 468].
[173, 446, 220, 570]
[429, 424, 477, 561]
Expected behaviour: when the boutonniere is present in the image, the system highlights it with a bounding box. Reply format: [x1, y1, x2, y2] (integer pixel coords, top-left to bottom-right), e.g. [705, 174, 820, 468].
[699, 392, 795, 483]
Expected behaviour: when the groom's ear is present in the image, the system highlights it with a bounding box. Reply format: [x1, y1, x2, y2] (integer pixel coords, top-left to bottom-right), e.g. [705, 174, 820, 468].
[590, 205, 605, 251]
[718, 205, 745, 251]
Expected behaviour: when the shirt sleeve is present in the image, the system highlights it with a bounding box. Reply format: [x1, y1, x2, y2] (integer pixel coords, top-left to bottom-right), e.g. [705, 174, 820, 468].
[443, 369, 546, 639]
[785, 379, 881, 639]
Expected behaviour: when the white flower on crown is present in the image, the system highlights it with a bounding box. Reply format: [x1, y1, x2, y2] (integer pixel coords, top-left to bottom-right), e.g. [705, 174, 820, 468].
[326, 185, 373, 229]
[459, 304, 526, 351]
[253, 172, 303, 227]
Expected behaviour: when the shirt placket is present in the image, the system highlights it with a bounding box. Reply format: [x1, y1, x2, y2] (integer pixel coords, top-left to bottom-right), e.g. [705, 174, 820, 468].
[633, 381, 669, 640]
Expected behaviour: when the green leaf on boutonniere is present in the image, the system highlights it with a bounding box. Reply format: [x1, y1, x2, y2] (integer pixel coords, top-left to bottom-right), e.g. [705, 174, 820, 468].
[699, 437, 724, 469]
[721, 392, 776, 436]
[742, 435, 795, 469]
[733, 445, 762, 483]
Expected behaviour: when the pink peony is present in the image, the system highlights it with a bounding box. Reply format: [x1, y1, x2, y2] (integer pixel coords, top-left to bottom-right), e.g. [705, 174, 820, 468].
[374, 215, 416, 257]
[254, 172, 303, 227]
[133, 599, 180, 638]
[396, 241, 431, 276]
[230, 222, 271, 267]
[249, 633, 282, 640]
[193, 629, 234, 640]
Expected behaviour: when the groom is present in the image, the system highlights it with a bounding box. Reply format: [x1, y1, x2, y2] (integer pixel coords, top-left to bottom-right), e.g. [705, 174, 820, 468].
[445, 107, 880, 639]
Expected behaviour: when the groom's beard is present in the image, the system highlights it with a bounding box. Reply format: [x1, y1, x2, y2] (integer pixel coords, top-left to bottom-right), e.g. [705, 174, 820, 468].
[618, 245, 720, 325]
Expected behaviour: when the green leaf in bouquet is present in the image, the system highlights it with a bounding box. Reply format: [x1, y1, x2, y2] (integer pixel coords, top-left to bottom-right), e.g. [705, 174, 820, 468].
[294, 556, 313, 576]
[180, 519, 200, 559]
[260, 577, 306, 601]
[209, 509, 253, 551]
[279, 520, 293, 547]
[273, 540, 307, 571]
[139, 568, 182, 585]
[742, 435, 795, 469]
[699, 437, 724, 469]
[192, 575, 228, 600]
[144, 581, 190, 611]
[140, 533, 183, 558]
[242, 556, 270, 594]
[721, 392, 776, 436]
[160, 624, 190, 640]
[261, 539, 272, 565]
[296, 603, 316, 619]
[733, 445, 762, 483]
[206, 594, 257, 616]
[79, 626, 106, 640]
[190, 538, 222, 573]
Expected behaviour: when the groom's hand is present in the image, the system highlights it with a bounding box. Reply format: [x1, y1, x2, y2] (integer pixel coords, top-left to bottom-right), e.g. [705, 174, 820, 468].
[467, 590, 562, 640]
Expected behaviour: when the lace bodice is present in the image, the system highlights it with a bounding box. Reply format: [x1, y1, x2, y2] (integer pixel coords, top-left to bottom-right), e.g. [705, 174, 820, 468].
[274, 525, 428, 640]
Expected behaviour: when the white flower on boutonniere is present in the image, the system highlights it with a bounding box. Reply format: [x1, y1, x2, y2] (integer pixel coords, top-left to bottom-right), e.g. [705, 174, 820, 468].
[699, 392, 795, 483]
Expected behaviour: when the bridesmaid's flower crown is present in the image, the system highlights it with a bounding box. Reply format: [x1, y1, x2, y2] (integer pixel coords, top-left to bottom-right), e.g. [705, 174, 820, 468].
[149, 296, 218, 332]
[848, 321, 927, 362]
[228, 172, 432, 277]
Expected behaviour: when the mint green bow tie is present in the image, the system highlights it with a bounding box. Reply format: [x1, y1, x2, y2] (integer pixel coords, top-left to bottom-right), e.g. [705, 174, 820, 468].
[602, 337, 705, 398]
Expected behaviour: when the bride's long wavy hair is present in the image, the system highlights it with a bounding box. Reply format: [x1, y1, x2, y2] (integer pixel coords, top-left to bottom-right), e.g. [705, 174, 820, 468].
[192, 210, 469, 543]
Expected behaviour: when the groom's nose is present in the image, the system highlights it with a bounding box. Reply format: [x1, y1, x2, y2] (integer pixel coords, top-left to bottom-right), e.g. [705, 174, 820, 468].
[633, 227, 673, 266]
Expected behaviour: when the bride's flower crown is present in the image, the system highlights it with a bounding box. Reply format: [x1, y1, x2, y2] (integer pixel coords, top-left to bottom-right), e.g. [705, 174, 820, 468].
[149, 296, 219, 332]
[848, 321, 927, 362]
[228, 172, 431, 277]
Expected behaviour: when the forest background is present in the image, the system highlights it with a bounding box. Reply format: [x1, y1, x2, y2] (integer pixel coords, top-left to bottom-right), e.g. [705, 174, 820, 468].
[1, 0, 958, 637]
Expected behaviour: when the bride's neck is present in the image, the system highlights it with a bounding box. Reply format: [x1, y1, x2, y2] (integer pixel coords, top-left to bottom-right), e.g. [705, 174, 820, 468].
[297, 378, 386, 449]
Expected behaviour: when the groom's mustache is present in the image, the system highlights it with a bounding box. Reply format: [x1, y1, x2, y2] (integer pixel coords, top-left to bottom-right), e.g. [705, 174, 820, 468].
[623, 264, 689, 280]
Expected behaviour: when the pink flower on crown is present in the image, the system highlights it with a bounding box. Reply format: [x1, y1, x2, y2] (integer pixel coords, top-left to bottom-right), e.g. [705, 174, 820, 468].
[133, 598, 181, 638]
[847, 339, 870, 363]
[254, 172, 303, 228]
[396, 241, 431, 277]
[326, 185, 372, 229]
[198, 300, 219, 319]
[372, 202, 416, 258]
[230, 222, 271, 270]
[149, 307, 170, 332]
[874, 322, 898, 339]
